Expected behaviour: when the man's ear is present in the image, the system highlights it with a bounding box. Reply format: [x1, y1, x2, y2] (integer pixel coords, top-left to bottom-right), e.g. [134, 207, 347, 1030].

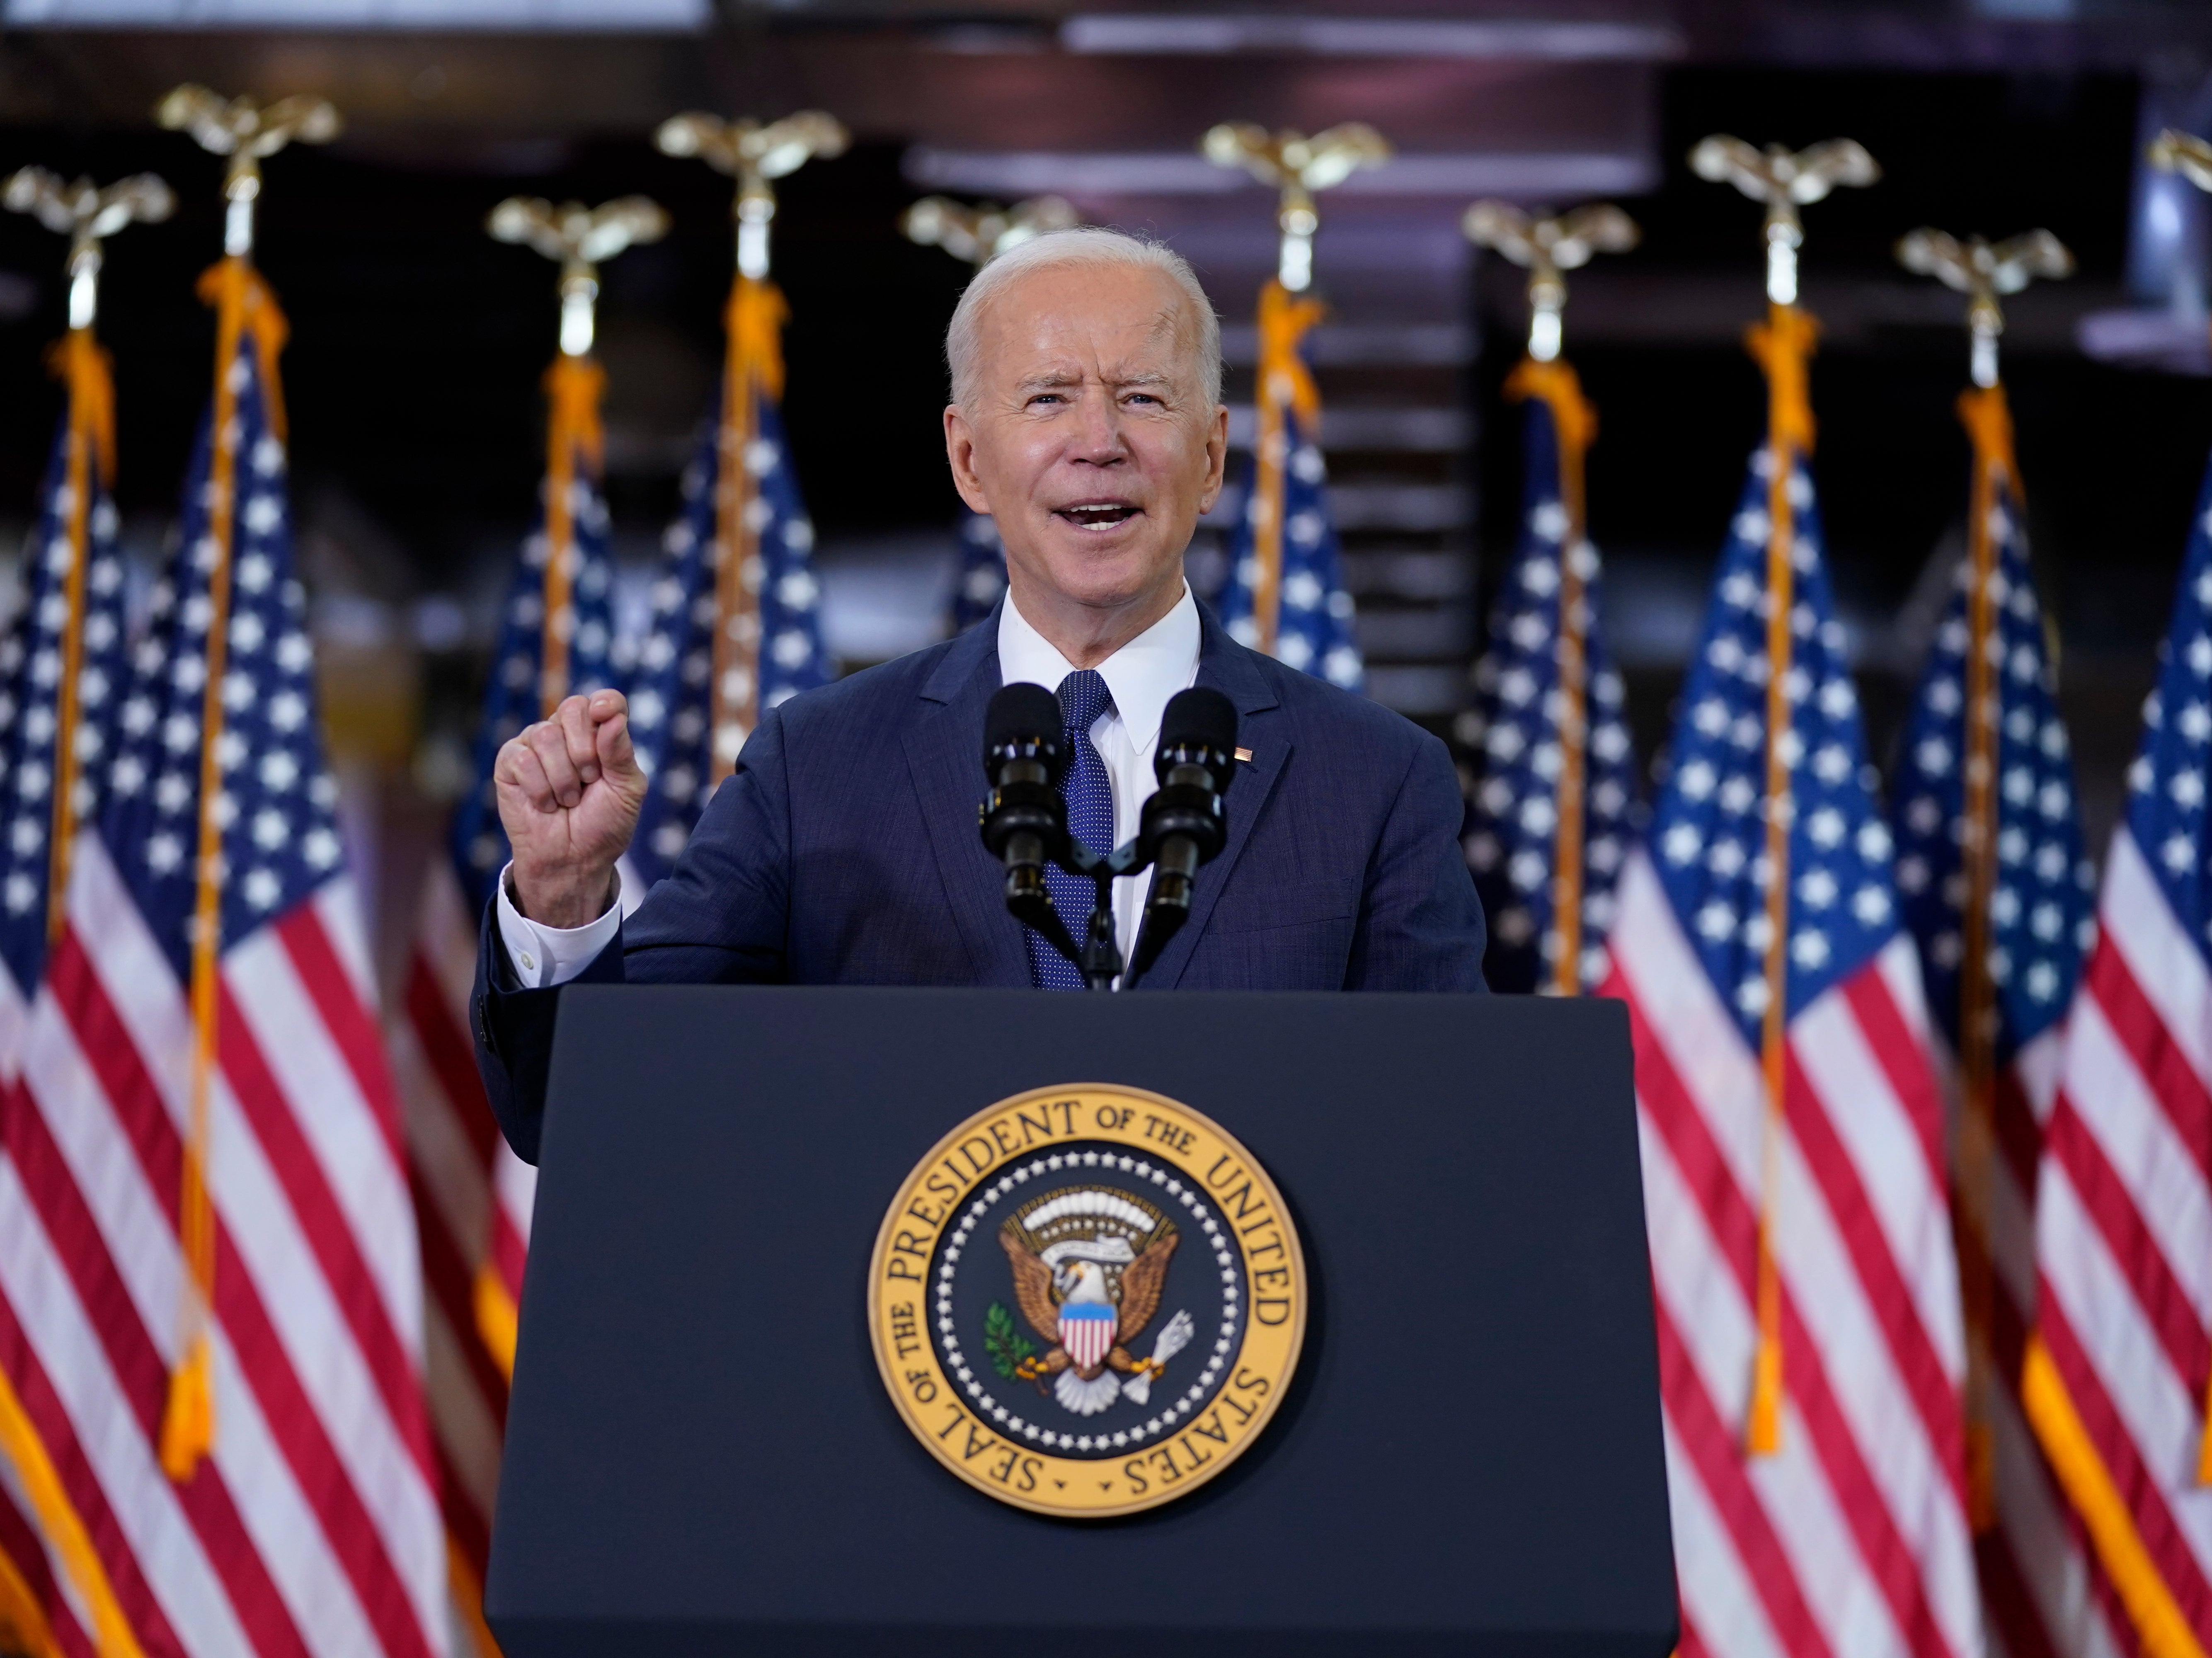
[944, 403, 993, 515]
[1197, 402, 1230, 514]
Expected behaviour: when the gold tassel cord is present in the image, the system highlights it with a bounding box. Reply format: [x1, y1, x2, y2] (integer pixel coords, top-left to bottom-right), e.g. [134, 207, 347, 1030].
[1248, 280, 1325, 659]
[162, 257, 288, 1484]
[1954, 383, 2017, 1527]
[1506, 357, 1598, 998]
[709, 275, 787, 784]
[44, 328, 116, 949]
[1742, 301, 1819, 1457]
[536, 354, 606, 719]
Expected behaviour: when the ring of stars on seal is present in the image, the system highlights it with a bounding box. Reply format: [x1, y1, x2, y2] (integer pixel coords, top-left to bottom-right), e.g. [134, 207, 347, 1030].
[869, 1084, 1305, 1518]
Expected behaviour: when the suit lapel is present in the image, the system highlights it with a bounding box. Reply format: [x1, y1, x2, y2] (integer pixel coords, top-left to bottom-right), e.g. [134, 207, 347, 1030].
[904, 616, 1034, 987]
[1146, 611, 1289, 989]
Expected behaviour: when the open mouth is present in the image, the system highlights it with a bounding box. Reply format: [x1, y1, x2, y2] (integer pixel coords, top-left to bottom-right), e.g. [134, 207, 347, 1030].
[1054, 501, 1141, 531]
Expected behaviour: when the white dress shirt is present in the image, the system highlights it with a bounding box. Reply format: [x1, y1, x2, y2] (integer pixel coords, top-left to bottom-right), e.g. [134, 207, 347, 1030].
[497, 583, 1203, 988]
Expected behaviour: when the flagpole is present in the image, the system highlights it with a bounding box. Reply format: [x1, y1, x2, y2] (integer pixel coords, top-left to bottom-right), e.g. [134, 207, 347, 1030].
[1464, 201, 1636, 994]
[1204, 121, 1388, 658]
[657, 111, 846, 783]
[487, 194, 667, 726]
[153, 85, 337, 1483]
[0, 161, 175, 1658]
[1897, 223, 2072, 1526]
[1, 171, 171, 948]
[1691, 133, 1879, 1456]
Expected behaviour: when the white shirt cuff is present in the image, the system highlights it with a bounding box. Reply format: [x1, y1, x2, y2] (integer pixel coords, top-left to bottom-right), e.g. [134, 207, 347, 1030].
[495, 862, 623, 989]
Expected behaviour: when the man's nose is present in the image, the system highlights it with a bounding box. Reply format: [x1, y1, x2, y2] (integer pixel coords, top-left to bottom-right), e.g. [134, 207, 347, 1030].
[1066, 390, 1128, 463]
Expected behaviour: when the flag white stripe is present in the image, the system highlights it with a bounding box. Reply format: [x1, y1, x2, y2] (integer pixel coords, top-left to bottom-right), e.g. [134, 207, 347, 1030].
[1614, 857, 1765, 1190]
[0, 1155, 249, 1656]
[420, 1297, 500, 1522]
[24, 943, 397, 1657]
[1986, 1368, 2125, 1658]
[390, 1019, 492, 1275]
[0, 966, 27, 1083]
[1792, 984, 1964, 1371]
[1641, 1096, 1914, 1658]
[2015, 1025, 2064, 1127]
[1664, 1416, 1786, 1658]
[2059, 990, 2212, 1326]
[68, 892, 447, 1642]
[2102, 829, 2212, 1100]
[2037, 1161, 2210, 1527]
[493, 1143, 535, 1257]
[415, 864, 478, 1019]
[310, 880, 379, 1013]
[225, 927, 420, 1350]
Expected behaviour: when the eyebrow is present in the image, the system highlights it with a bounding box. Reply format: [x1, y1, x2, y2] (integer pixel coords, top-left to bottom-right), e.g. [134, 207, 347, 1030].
[1013, 367, 1177, 394]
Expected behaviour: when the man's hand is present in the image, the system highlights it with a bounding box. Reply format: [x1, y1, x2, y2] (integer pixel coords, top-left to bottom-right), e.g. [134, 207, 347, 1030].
[495, 690, 647, 928]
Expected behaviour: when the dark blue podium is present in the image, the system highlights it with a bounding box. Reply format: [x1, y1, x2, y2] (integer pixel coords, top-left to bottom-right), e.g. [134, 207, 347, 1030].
[485, 987, 1674, 1657]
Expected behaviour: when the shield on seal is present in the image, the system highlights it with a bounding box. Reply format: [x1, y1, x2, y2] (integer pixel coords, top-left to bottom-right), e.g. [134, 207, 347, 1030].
[1058, 1303, 1117, 1371]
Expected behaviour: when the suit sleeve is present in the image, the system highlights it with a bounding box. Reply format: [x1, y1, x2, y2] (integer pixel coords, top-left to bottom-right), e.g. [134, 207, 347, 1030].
[1344, 730, 1489, 992]
[470, 703, 798, 1162]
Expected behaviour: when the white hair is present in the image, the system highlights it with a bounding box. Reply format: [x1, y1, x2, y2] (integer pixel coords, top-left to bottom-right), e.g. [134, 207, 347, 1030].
[945, 226, 1222, 412]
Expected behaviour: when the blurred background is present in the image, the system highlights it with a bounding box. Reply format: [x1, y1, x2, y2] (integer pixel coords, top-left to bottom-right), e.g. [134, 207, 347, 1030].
[0, 0, 2207, 994]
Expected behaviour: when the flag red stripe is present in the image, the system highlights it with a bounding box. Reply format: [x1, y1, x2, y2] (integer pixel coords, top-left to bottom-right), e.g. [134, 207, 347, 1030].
[1776, 1290, 1959, 1658]
[276, 908, 407, 1172]
[11, 973, 309, 1658]
[47, 932, 431, 1658]
[433, 1436, 490, 1583]
[409, 1164, 506, 1442]
[2086, 939, 2212, 1171]
[1783, 1042, 1968, 1492]
[403, 957, 497, 1166]
[1653, 1295, 1835, 1658]
[0, 1275, 179, 1658]
[1841, 970, 1949, 1189]
[2036, 1289, 2212, 1636]
[0, 1481, 92, 1658]
[1992, 1066, 2043, 1210]
[1622, 995, 1757, 1292]
[2043, 1101, 2208, 1392]
[216, 977, 435, 1482]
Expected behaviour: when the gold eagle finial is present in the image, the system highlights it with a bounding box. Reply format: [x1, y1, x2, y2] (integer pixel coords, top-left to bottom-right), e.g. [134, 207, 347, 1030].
[1462, 201, 1638, 362]
[2, 168, 173, 330]
[487, 196, 670, 357]
[1689, 135, 1880, 305]
[1202, 121, 1391, 291]
[655, 111, 848, 279]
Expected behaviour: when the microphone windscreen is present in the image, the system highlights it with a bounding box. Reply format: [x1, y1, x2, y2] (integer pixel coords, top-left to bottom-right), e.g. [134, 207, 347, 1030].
[984, 683, 1067, 778]
[1158, 687, 1238, 772]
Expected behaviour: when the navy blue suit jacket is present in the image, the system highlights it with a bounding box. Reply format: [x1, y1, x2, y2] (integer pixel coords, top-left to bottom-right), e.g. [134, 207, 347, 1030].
[472, 604, 1486, 1161]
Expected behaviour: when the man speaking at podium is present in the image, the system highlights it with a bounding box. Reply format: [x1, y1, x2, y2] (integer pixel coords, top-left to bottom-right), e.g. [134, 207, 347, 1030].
[474, 228, 1487, 1160]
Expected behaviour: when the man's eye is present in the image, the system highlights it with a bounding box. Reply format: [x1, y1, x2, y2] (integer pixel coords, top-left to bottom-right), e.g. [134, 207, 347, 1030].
[1028, 394, 1064, 407]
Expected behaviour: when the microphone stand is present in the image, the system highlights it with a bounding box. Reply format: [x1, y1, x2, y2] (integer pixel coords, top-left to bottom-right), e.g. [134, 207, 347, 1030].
[1005, 836, 1151, 992]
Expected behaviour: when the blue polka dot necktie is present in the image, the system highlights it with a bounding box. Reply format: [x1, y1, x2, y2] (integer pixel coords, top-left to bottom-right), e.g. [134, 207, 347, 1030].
[1027, 669, 1116, 989]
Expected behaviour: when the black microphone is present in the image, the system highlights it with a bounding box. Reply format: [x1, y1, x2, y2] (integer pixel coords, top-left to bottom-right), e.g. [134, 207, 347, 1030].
[1128, 687, 1238, 980]
[979, 683, 1073, 939]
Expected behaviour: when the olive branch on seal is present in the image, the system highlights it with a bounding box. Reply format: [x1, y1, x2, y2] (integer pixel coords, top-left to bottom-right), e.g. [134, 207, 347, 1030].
[983, 1301, 1038, 1384]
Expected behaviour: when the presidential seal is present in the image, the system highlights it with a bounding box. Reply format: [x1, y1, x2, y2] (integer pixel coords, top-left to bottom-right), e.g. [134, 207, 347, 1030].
[868, 1084, 1305, 1518]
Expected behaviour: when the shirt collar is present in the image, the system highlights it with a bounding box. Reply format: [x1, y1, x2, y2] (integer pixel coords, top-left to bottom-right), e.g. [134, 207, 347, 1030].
[997, 584, 1201, 756]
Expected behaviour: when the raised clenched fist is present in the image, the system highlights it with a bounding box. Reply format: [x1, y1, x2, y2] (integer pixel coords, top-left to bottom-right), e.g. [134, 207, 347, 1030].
[494, 689, 647, 928]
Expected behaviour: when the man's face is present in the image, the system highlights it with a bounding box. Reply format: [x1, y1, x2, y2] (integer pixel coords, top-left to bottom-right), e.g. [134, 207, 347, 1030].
[947, 262, 1227, 616]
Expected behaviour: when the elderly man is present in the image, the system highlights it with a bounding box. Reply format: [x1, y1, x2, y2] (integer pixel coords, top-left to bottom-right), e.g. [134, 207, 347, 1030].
[475, 227, 1486, 1160]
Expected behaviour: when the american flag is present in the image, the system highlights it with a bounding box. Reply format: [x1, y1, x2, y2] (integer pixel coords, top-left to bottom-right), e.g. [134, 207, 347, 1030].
[2025, 452, 2212, 1658]
[392, 351, 620, 1651]
[1217, 281, 1362, 691]
[1601, 429, 1979, 1658]
[1459, 359, 1638, 994]
[628, 276, 827, 885]
[0, 330, 137, 1656]
[1890, 389, 2122, 1658]
[947, 507, 1006, 635]
[0, 262, 449, 1656]
[0, 334, 132, 1076]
